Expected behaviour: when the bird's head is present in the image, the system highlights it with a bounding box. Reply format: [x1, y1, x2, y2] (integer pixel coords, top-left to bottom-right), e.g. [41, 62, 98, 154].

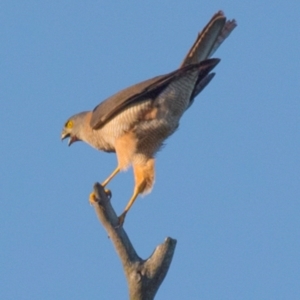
[61, 112, 89, 146]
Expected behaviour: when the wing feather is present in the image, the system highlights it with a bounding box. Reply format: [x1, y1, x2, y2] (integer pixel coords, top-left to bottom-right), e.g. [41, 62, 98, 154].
[90, 59, 219, 129]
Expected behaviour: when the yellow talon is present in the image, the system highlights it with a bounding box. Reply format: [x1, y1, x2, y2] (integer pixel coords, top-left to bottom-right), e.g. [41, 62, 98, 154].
[89, 188, 112, 205]
[89, 192, 97, 204]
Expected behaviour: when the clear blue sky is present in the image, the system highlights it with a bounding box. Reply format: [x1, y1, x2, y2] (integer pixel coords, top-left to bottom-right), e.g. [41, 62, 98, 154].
[1, 1, 300, 299]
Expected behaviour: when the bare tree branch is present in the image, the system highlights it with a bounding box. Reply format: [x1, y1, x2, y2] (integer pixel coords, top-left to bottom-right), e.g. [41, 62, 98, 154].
[91, 183, 177, 300]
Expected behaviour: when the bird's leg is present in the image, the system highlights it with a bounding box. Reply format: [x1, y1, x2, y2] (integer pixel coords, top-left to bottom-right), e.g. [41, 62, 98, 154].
[102, 166, 120, 197]
[117, 159, 155, 226]
[89, 166, 120, 204]
[101, 166, 120, 187]
[118, 181, 147, 226]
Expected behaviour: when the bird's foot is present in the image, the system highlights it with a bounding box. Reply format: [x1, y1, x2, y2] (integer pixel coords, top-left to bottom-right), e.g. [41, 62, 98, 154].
[89, 188, 111, 205]
[89, 192, 97, 204]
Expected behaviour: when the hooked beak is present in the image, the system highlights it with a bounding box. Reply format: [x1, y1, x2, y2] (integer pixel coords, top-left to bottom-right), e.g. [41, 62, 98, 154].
[61, 130, 77, 146]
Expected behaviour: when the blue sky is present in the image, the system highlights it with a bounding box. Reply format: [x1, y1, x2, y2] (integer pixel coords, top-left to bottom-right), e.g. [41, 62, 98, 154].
[1, 1, 300, 299]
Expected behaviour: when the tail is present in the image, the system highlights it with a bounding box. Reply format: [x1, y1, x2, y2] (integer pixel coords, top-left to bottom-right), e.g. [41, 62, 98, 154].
[180, 11, 236, 104]
[180, 11, 237, 67]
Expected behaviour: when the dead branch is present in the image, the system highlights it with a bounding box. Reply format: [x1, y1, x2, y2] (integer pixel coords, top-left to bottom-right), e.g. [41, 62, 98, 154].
[91, 183, 177, 300]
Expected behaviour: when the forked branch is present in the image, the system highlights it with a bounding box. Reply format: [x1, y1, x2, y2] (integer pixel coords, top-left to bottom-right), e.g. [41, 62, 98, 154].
[91, 183, 177, 300]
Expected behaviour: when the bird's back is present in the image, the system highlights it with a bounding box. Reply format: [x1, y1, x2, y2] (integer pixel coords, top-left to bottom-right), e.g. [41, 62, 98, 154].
[94, 65, 205, 157]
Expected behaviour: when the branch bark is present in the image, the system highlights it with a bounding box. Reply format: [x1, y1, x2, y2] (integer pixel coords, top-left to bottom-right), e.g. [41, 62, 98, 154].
[91, 183, 177, 300]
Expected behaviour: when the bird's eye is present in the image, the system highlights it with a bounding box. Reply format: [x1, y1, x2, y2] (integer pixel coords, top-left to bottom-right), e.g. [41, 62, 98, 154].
[65, 120, 73, 129]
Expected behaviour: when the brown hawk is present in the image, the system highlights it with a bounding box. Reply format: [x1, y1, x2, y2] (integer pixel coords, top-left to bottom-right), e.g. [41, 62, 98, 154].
[61, 11, 236, 224]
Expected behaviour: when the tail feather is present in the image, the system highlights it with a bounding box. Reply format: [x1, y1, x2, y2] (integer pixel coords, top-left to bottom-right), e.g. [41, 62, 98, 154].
[208, 18, 237, 58]
[180, 11, 237, 67]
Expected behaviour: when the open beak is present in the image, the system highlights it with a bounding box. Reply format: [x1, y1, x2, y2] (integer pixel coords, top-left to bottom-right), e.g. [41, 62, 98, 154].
[61, 130, 76, 146]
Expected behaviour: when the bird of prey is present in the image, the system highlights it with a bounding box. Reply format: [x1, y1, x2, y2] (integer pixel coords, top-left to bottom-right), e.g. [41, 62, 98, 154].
[61, 11, 237, 225]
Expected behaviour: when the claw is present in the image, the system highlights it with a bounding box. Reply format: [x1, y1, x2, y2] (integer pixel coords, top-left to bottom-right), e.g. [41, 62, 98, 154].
[89, 187, 112, 205]
[89, 192, 97, 204]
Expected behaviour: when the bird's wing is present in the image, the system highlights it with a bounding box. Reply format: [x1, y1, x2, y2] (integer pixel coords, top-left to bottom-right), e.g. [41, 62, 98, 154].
[90, 59, 219, 129]
[180, 11, 237, 67]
